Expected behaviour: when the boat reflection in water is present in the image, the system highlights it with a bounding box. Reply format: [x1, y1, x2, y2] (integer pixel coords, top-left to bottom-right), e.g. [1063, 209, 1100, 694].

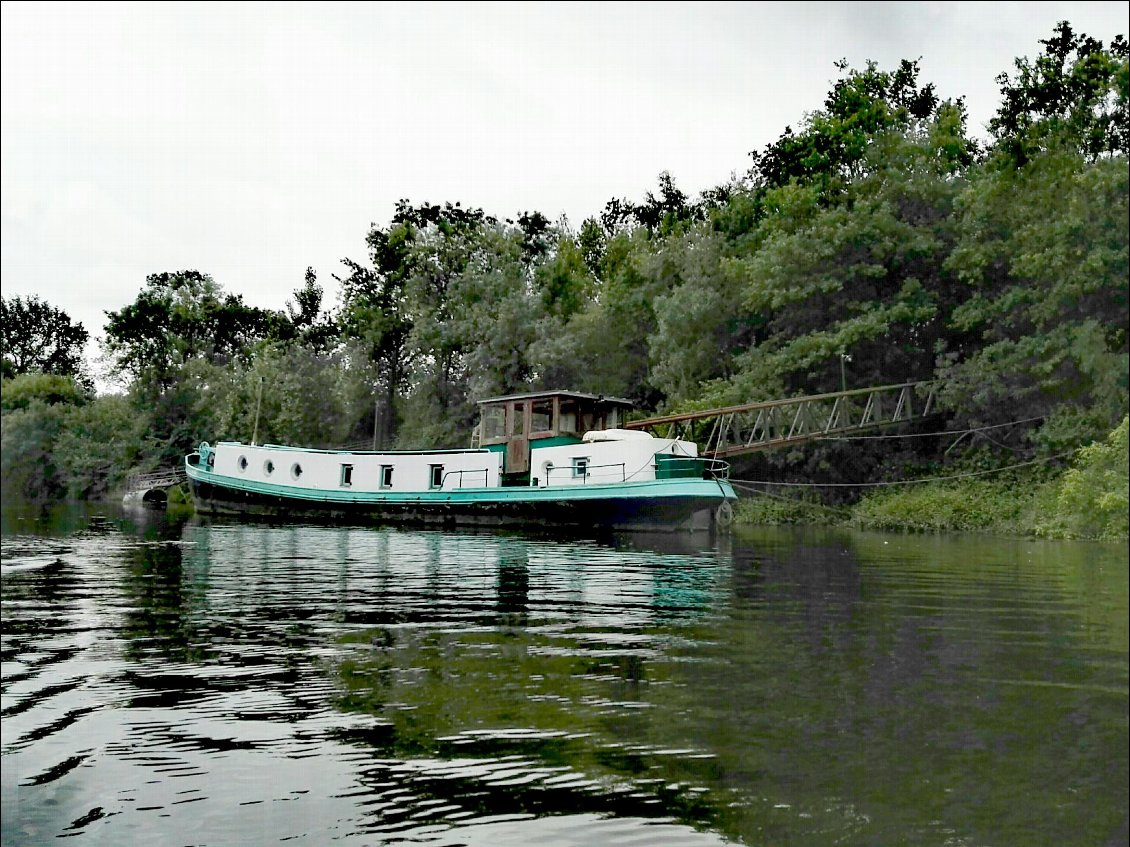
[2, 511, 1126, 847]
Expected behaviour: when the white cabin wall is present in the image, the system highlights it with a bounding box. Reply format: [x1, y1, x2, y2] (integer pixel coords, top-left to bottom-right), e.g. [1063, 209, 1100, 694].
[211, 443, 502, 493]
[528, 438, 697, 487]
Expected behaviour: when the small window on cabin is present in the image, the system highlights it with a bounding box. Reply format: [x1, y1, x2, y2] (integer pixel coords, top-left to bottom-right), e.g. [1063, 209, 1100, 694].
[238, 456, 248, 472]
[430, 464, 444, 489]
[291, 463, 302, 479]
[572, 457, 589, 479]
[482, 406, 505, 441]
[531, 399, 553, 433]
[511, 403, 525, 436]
[264, 460, 275, 475]
[340, 464, 354, 486]
[380, 465, 393, 488]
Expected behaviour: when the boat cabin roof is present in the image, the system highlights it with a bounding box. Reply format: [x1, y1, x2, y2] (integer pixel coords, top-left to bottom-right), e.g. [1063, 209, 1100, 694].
[476, 390, 633, 408]
[475, 390, 635, 451]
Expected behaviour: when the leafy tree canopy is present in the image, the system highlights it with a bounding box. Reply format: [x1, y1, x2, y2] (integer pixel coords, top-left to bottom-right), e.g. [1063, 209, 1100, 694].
[103, 270, 280, 385]
[990, 21, 1129, 165]
[748, 59, 973, 200]
[0, 295, 90, 385]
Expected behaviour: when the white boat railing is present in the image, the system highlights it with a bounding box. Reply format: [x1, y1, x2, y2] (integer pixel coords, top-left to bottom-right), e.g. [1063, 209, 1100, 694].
[542, 462, 627, 486]
[441, 469, 491, 489]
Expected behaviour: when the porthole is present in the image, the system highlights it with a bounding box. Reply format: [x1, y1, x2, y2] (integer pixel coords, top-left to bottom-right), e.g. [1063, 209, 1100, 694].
[238, 456, 248, 471]
[291, 463, 303, 480]
[264, 460, 275, 475]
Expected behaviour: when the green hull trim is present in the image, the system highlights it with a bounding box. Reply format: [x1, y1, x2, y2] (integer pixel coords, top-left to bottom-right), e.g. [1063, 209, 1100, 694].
[186, 458, 736, 532]
[186, 462, 733, 508]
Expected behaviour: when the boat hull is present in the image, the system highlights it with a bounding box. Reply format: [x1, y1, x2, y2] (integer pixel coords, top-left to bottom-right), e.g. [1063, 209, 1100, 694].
[187, 471, 735, 533]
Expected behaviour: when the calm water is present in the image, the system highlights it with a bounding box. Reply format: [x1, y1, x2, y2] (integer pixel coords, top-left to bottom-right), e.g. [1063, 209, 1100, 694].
[1, 503, 1126, 847]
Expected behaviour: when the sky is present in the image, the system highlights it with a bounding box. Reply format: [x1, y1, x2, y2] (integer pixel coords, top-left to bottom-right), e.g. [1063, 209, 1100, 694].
[2, 1, 1127, 382]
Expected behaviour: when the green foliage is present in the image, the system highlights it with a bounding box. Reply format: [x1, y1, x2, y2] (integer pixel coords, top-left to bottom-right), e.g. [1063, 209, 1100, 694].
[54, 394, 149, 497]
[215, 343, 374, 449]
[1, 401, 67, 501]
[990, 21, 1128, 165]
[1, 372, 88, 411]
[103, 270, 281, 388]
[942, 148, 1128, 439]
[748, 59, 971, 200]
[1038, 415, 1129, 540]
[850, 476, 1047, 534]
[733, 490, 844, 526]
[7, 22, 1127, 526]
[648, 229, 751, 403]
[1, 294, 90, 385]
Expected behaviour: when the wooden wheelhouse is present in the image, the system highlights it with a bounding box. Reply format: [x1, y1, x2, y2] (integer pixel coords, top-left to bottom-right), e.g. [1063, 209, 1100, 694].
[475, 390, 635, 475]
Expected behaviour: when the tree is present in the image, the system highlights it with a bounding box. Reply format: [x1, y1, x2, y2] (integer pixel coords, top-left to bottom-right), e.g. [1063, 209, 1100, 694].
[279, 267, 338, 353]
[747, 59, 967, 202]
[942, 147, 1128, 449]
[0, 295, 89, 384]
[103, 270, 278, 387]
[717, 89, 973, 404]
[990, 21, 1129, 166]
[101, 271, 281, 466]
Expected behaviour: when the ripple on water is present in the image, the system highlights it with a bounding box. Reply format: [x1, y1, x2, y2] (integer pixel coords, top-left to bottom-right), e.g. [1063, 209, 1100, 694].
[2, 521, 1127, 846]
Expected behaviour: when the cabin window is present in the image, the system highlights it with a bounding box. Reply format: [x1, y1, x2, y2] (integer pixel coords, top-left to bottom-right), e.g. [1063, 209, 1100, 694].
[291, 463, 302, 479]
[238, 456, 248, 472]
[264, 460, 275, 475]
[482, 406, 505, 440]
[572, 457, 589, 479]
[380, 465, 394, 488]
[531, 398, 553, 433]
[340, 464, 354, 486]
[430, 464, 444, 489]
[511, 403, 525, 436]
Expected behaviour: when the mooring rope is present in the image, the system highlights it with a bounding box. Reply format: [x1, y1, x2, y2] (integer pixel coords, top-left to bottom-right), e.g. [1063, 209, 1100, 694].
[730, 451, 1074, 489]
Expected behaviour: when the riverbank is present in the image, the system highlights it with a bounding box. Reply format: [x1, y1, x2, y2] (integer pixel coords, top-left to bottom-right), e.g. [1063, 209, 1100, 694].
[733, 417, 1129, 541]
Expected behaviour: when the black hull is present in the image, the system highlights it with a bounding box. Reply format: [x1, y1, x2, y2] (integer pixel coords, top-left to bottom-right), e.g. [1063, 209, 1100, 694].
[189, 478, 722, 533]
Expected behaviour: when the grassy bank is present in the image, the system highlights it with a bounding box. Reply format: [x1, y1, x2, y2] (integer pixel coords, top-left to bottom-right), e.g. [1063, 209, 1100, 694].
[734, 417, 1129, 542]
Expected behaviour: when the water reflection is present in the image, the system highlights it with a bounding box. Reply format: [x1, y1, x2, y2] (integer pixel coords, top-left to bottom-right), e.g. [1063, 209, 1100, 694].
[1, 511, 1127, 846]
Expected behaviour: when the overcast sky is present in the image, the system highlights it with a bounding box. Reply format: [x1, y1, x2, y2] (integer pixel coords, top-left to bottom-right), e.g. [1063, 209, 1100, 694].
[2, 1, 1126, 379]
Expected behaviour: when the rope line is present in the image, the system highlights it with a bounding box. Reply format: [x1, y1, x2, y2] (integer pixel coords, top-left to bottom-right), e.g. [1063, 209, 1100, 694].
[731, 451, 1073, 489]
[729, 480, 853, 515]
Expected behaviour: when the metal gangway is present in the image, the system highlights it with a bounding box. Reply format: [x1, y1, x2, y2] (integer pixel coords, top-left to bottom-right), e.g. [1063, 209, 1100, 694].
[123, 467, 187, 506]
[125, 468, 186, 491]
[624, 381, 938, 458]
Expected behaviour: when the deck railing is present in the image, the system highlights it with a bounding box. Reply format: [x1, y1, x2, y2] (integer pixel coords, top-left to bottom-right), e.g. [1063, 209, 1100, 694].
[439, 469, 491, 489]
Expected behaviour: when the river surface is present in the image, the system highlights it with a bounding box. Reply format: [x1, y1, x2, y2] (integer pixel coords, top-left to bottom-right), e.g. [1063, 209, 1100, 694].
[1, 502, 1126, 846]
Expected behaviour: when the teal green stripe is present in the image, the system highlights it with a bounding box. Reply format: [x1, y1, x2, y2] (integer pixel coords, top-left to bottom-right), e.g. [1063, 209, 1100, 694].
[186, 463, 735, 505]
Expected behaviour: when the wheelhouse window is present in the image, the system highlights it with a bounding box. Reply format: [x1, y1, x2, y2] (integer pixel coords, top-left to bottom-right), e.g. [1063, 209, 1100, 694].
[482, 406, 505, 441]
[531, 398, 553, 434]
[429, 464, 444, 489]
[340, 464, 354, 486]
[572, 457, 589, 479]
[380, 465, 394, 488]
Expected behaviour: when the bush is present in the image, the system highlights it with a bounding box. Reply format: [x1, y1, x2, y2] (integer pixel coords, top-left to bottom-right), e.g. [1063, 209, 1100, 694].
[1036, 415, 1129, 540]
